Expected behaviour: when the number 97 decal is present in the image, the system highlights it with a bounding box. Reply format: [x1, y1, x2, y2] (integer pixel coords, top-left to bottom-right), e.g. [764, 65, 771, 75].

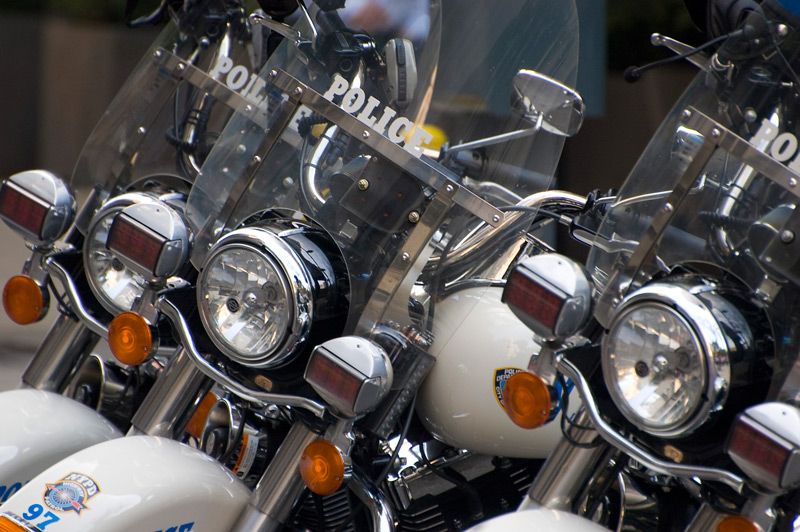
[22, 503, 60, 530]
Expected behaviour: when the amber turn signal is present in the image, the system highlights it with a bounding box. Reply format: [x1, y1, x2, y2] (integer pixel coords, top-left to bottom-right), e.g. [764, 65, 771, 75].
[108, 312, 153, 366]
[717, 516, 758, 532]
[3, 275, 48, 325]
[0, 515, 35, 532]
[299, 439, 346, 496]
[186, 392, 219, 440]
[502, 371, 554, 429]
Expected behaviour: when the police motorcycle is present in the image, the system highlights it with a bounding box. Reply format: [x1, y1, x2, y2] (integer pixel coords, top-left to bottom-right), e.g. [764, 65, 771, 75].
[0, 0, 587, 530]
[465, 0, 800, 531]
[0, 0, 289, 501]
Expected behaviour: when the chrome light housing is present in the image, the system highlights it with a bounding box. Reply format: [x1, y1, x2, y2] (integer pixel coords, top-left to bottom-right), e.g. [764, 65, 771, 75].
[197, 221, 346, 368]
[106, 201, 190, 281]
[602, 278, 753, 438]
[84, 192, 181, 315]
[0, 170, 76, 246]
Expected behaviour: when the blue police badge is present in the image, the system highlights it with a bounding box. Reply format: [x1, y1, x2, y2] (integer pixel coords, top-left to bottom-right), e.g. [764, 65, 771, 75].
[43, 472, 100, 515]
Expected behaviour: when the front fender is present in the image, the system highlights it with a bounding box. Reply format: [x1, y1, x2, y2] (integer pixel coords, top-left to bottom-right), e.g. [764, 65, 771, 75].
[466, 508, 610, 532]
[0, 436, 251, 532]
[0, 389, 121, 501]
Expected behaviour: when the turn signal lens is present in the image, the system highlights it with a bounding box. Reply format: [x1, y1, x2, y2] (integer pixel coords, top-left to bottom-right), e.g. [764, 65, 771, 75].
[717, 515, 758, 532]
[0, 514, 35, 532]
[186, 392, 219, 440]
[299, 440, 345, 496]
[108, 312, 153, 366]
[3, 275, 47, 324]
[502, 371, 554, 429]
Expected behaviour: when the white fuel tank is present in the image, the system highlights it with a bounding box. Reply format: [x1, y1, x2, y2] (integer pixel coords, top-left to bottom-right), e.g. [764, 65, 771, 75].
[0, 389, 121, 502]
[466, 508, 610, 532]
[416, 286, 575, 458]
[0, 436, 251, 532]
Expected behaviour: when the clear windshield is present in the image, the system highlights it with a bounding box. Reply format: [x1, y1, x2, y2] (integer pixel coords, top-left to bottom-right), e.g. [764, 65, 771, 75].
[183, 0, 579, 340]
[586, 4, 800, 392]
[69, 5, 264, 230]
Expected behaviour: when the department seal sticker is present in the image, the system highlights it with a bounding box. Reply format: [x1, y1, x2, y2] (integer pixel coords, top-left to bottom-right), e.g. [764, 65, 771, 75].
[43, 472, 100, 515]
[494, 367, 524, 408]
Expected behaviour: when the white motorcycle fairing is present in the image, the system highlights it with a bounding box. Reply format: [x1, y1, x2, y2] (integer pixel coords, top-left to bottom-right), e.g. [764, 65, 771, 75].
[417, 286, 575, 458]
[0, 389, 121, 503]
[466, 507, 609, 532]
[0, 435, 250, 532]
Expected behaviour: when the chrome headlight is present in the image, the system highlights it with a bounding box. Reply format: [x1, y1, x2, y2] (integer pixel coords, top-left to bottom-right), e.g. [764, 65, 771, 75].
[602, 279, 751, 438]
[197, 222, 346, 368]
[84, 194, 152, 315]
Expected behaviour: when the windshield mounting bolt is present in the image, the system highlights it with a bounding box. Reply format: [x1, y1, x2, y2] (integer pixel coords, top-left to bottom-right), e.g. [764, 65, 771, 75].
[294, 87, 304, 97]
[408, 211, 420, 223]
[154, 50, 162, 59]
[445, 184, 454, 193]
[711, 128, 721, 139]
[362, 130, 370, 139]
[177, 62, 186, 72]
[779, 24, 789, 37]
[744, 108, 758, 123]
[253, 155, 262, 164]
[137, 127, 147, 135]
[781, 230, 795, 243]
[791, 178, 798, 188]
[402, 253, 410, 261]
[357, 179, 370, 191]
[269, 70, 277, 79]
[664, 203, 674, 213]
[492, 215, 500, 223]
[681, 110, 692, 123]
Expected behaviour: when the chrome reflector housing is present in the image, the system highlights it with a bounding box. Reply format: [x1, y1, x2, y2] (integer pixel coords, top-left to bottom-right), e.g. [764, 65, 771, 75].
[198, 220, 346, 368]
[602, 278, 752, 438]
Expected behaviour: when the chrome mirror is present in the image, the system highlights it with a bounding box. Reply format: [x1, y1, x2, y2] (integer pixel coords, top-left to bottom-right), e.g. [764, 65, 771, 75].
[511, 70, 584, 137]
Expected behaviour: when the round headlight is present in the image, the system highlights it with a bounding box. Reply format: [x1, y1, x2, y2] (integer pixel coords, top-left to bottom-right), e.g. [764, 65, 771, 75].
[602, 280, 740, 438]
[84, 194, 151, 315]
[198, 225, 324, 368]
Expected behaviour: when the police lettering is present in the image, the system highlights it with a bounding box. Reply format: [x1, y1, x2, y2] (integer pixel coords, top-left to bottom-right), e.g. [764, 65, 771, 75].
[208, 57, 269, 108]
[323, 73, 433, 156]
[750, 118, 800, 173]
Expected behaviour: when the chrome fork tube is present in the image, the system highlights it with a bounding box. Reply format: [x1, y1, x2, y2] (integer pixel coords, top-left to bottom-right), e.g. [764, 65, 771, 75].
[21, 312, 100, 392]
[229, 422, 319, 532]
[520, 407, 609, 512]
[127, 347, 212, 438]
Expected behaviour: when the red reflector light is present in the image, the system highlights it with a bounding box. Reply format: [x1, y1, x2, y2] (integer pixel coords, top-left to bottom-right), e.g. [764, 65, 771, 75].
[0, 183, 48, 238]
[107, 214, 165, 274]
[728, 418, 789, 483]
[305, 351, 360, 407]
[503, 268, 565, 331]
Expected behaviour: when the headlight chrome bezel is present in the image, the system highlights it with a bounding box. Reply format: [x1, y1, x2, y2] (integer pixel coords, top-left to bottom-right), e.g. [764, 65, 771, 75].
[602, 280, 742, 439]
[83, 193, 158, 316]
[197, 226, 317, 369]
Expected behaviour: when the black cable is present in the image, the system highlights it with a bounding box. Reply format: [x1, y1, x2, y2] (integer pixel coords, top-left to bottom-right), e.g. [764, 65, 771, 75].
[624, 30, 740, 83]
[47, 276, 76, 319]
[557, 373, 601, 450]
[374, 394, 417, 485]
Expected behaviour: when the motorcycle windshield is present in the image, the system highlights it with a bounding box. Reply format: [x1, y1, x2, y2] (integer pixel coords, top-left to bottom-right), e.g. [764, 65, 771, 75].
[587, 4, 800, 379]
[69, 8, 265, 228]
[184, 0, 579, 334]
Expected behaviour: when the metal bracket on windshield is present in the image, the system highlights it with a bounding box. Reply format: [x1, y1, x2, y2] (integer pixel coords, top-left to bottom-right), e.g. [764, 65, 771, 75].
[594, 107, 800, 327]
[151, 47, 272, 130]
